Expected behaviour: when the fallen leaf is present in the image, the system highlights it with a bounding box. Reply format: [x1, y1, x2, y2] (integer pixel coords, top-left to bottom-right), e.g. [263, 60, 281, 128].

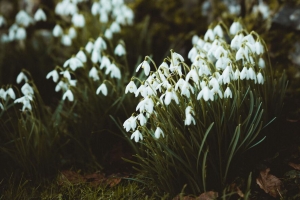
[58, 170, 85, 185]
[198, 191, 218, 200]
[289, 162, 300, 170]
[256, 168, 282, 198]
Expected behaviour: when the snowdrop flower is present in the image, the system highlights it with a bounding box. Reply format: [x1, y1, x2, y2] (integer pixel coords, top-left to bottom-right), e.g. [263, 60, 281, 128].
[0, 15, 6, 27]
[0, 103, 3, 110]
[248, 67, 256, 81]
[0, 88, 6, 100]
[125, 81, 137, 94]
[91, 49, 102, 64]
[53, 24, 63, 37]
[94, 36, 107, 51]
[61, 70, 71, 80]
[55, 81, 68, 92]
[63, 56, 83, 71]
[229, 21, 243, 35]
[99, 11, 109, 23]
[100, 56, 111, 69]
[136, 61, 151, 76]
[233, 68, 240, 80]
[213, 25, 223, 38]
[162, 85, 179, 105]
[224, 87, 232, 98]
[188, 46, 198, 62]
[131, 129, 143, 142]
[61, 35, 72, 46]
[255, 40, 264, 55]
[16, 10, 33, 27]
[108, 63, 121, 79]
[46, 69, 59, 82]
[136, 96, 154, 114]
[14, 95, 32, 111]
[96, 83, 108, 96]
[62, 89, 74, 101]
[185, 106, 196, 126]
[204, 28, 215, 41]
[85, 40, 94, 54]
[231, 33, 243, 50]
[114, 44, 126, 56]
[257, 72, 264, 84]
[258, 57, 265, 69]
[72, 13, 85, 28]
[34, 8, 47, 21]
[180, 81, 194, 98]
[137, 113, 147, 126]
[185, 67, 199, 83]
[21, 83, 34, 96]
[197, 85, 214, 101]
[15, 27, 26, 40]
[68, 27, 77, 39]
[104, 29, 113, 39]
[110, 22, 121, 33]
[154, 127, 164, 139]
[135, 84, 147, 97]
[89, 67, 100, 81]
[16, 72, 28, 84]
[91, 2, 100, 16]
[240, 67, 248, 80]
[192, 35, 199, 45]
[123, 115, 137, 132]
[76, 49, 87, 63]
[6, 88, 16, 100]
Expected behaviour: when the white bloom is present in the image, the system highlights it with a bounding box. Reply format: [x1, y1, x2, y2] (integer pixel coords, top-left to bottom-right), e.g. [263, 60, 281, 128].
[125, 81, 137, 94]
[104, 29, 113, 39]
[123, 115, 137, 132]
[0, 88, 6, 100]
[234, 68, 240, 80]
[185, 106, 196, 126]
[248, 67, 256, 82]
[63, 57, 83, 71]
[94, 36, 107, 51]
[137, 113, 147, 126]
[136, 61, 151, 76]
[213, 25, 223, 38]
[14, 95, 32, 111]
[16, 72, 28, 84]
[180, 81, 194, 98]
[185, 67, 199, 83]
[91, 2, 100, 16]
[16, 10, 33, 27]
[154, 127, 164, 139]
[96, 83, 108, 96]
[131, 129, 143, 142]
[136, 96, 154, 114]
[61, 35, 72, 46]
[46, 69, 59, 82]
[89, 67, 100, 81]
[258, 57, 265, 69]
[162, 86, 179, 105]
[76, 50, 87, 63]
[21, 83, 34, 96]
[85, 41, 94, 53]
[5, 88, 16, 100]
[204, 28, 215, 41]
[68, 27, 77, 39]
[53, 24, 63, 37]
[255, 40, 264, 55]
[135, 84, 147, 97]
[240, 67, 248, 80]
[62, 89, 74, 101]
[257, 72, 264, 84]
[55, 81, 68, 92]
[72, 13, 85, 27]
[231, 33, 243, 50]
[110, 21, 121, 33]
[91, 49, 102, 64]
[229, 21, 243, 35]
[0, 15, 6, 27]
[34, 8, 47, 21]
[188, 46, 198, 62]
[99, 11, 109, 23]
[100, 56, 111, 69]
[15, 27, 26, 40]
[108, 63, 121, 79]
[114, 44, 126, 56]
[197, 85, 214, 101]
[224, 87, 232, 98]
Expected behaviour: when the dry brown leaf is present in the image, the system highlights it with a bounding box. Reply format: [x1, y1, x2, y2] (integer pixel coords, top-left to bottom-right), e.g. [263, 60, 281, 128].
[256, 168, 282, 198]
[58, 170, 85, 185]
[236, 187, 244, 198]
[198, 191, 218, 200]
[288, 162, 300, 170]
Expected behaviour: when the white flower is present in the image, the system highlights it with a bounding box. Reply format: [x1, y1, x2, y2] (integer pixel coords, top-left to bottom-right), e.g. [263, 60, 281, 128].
[53, 24, 63, 37]
[185, 106, 196, 126]
[85, 41, 94, 54]
[258, 57, 265, 69]
[89, 67, 100, 81]
[15, 27, 26, 40]
[46, 69, 59, 82]
[161, 86, 179, 105]
[76, 50, 87, 63]
[109, 63, 121, 79]
[154, 127, 164, 139]
[131, 129, 143, 142]
[5, 88, 16, 100]
[180, 81, 194, 98]
[136, 96, 154, 114]
[240, 67, 248, 80]
[96, 83, 108, 96]
[213, 25, 223, 38]
[72, 13, 85, 27]
[204, 28, 215, 41]
[91, 2, 100, 16]
[34, 8, 47, 21]
[229, 21, 243, 35]
[94, 36, 107, 51]
[136, 61, 151, 76]
[224, 87, 232, 98]
[231, 33, 243, 50]
[62, 89, 74, 101]
[16, 10, 33, 27]
[21, 83, 34, 96]
[255, 40, 264, 55]
[14, 95, 32, 111]
[125, 81, 137, 94]
[137, 113, 147, 126]
[248, 67, 256, 82]
[55, 81, 68, 92]
[110, 21, 121, 33]
[68, 27, 77, 39]
[16, 72, 28, 84]
[0, 88, 6, 100]
[63, 56, 83, 71]
[91, 49, 102, 64]
[114, 44, 126, 56]
[61, 35, 72, 46]
[104, 29, 113, 39]
[123, 115, 137, 132]
[0, 15, 6, 27]
[257, 72, 264, 84]
[100, 56, 111, 69]
[135, 84, 147, 97]
[197, 85, 214, 101]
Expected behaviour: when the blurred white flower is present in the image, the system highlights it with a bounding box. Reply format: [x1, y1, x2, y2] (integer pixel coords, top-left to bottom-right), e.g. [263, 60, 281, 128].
[62, 89, 74, 101]
[14, 95, 32, 111]
[257, 72, 264, 84]
[110, 22, 121, 33]
[16, 72, 28, 84]
[0, 15, 6, 27]
[224, 87, 233, 98]
[136, 61, 151, 76]
[53, 24, 63, 37]
[125, 81, 137, 94]
[229, 21, 243, 35]
[123, 115, 137, 132]
[72, 13, 85, 27]
[21, 83, 34, 96]
[154, 127, 164, 139]
[131, 129, 143, 142]
[34, 8, 47, 21]
[197, 85, 214, 101]
[68, 27, 77, 39]
[46, 69, 59, 82]
[76, 50, 87, 63]
[85, 40, 94, 54]
[204, 28, 215, 41]
[114, 44, 126, 56]
[104, 29, 113, 39]
[89, 67, 100, 81]
[185, 106, 196, 126]
[61, 34, 72, 46]
[5, 88, 16, 100]
[96, 83, 108, 96]
[16, 10, 33, 27]
[63, 56, 83, 71]
[15, 27, 26, 40]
